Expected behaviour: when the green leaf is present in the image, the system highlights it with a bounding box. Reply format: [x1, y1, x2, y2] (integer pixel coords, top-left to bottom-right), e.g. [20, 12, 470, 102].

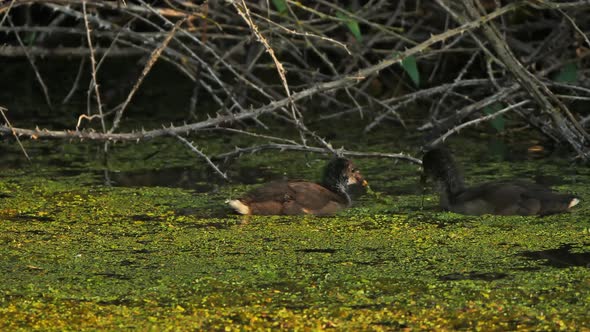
[271, 0, 287, 14]
[488, 139, 509, 160]
[484, 103, 505, 132]
[401, 55, 420, 87]
[23, 32, 37, 46]
[336, 12, 362, 42]
[554, 63, 578, 83]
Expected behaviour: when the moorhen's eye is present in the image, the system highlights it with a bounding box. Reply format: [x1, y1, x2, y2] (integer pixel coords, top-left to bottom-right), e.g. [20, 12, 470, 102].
[351, 168, 358, 173]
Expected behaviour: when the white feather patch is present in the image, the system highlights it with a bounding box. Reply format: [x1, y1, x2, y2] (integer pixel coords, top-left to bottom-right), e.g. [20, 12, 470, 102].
[227, 199, 251, 215]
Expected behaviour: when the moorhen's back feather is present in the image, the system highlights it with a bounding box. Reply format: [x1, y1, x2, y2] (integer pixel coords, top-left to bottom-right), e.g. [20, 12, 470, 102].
[228, 158, 367, 216]
[422, 147, 579, 216]
[238, 181, 346, 215]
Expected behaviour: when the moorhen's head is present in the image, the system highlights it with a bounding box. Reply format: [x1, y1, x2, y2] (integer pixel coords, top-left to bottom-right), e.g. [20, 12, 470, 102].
[322, 157, 368, 193]
[421, 147, 464, 189]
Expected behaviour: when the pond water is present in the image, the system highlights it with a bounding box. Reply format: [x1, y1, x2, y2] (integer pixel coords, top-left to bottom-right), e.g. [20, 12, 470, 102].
[1, 135, 589, 330]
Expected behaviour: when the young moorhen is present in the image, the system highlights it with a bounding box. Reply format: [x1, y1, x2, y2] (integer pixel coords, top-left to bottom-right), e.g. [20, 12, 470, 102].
[228, 158, 368, 215]
[421, 147, 580, 216]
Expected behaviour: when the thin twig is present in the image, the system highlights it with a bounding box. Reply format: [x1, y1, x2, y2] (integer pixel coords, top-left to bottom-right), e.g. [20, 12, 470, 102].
[215, 143, 422, 164]
[233, 0, 306, 146]
[427, 100, 530, 148]
[0, 0, 15, 27]
[109, 17, 187, 134]
[82, 0, 106, 134]
[171, 132, 229, 181]
[0, 107, 30, 162]
[558, 8, 590, 49]
[8, 16, 52, 110]
[62, 56, 86, 104]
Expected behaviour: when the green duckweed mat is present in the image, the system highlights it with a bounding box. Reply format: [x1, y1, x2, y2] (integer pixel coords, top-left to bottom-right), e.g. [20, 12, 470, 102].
[0, 139, 589, 331]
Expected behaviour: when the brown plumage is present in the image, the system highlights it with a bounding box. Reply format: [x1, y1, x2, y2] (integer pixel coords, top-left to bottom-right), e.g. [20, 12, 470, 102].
[421, 147, 580, 216]
[228, 158, 367, 216]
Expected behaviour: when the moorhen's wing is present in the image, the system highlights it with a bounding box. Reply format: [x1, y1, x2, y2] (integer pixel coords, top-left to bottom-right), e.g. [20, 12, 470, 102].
[453, 181, 533, 215]
[241, 181, 297, 203]
[287, 181, 346, 211]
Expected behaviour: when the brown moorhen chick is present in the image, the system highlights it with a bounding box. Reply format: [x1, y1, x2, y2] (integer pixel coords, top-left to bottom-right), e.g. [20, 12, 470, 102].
[421, 147, 580, 216]
[228, 158, 368, 215]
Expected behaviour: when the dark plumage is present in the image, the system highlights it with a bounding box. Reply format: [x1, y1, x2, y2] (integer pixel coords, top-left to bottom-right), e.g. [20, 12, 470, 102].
[228, 158, 367, 215]
[421, 147, 580, 216]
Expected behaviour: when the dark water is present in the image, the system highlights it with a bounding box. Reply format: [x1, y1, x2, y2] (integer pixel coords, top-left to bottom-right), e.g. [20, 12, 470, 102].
[520, 244, 590, 268]
[439, 271, 509, 281]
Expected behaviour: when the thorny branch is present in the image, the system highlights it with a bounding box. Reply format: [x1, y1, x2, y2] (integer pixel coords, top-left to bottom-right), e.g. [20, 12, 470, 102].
[171, 131, 229, 181]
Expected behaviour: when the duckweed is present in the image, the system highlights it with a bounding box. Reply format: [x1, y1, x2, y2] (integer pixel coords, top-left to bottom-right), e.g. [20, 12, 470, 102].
[1, 139, 589, 330]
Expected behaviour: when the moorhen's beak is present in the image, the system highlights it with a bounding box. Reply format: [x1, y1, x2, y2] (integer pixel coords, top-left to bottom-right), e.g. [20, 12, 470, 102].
[362, 179, 368, 187]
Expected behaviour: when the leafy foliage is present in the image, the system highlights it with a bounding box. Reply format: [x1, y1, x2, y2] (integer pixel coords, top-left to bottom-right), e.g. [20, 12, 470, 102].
[336, 11, 362, 42]
[484, 103, 506, 132]
[401, 55, 420, 87]
[554, 63, 578, 83]
[271, 0, 287, 15]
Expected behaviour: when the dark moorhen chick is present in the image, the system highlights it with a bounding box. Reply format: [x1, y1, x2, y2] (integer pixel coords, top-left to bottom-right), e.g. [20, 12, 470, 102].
[228, 158, 368, 215]
[421, 147, 580, 216]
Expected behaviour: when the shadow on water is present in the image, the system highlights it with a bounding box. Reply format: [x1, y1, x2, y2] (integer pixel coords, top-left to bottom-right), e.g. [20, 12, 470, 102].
[96, 298, 135, 306]
[106, 167, 218, 192]
[175, 207, 234, 219]
[105, 165, 280, 193]
[130, 214, 160, 222]
[9, 214, 55, 222]
[94, 272, 131, 280]
[42, 162, 280, 194]
[295, 248, 338, 254]
[181, 220, 237, 229]
[519, 244, 590, 268]
[128, 213, 235, 230]
[371, 321, 409, 329]
[439, 272, 509, 281]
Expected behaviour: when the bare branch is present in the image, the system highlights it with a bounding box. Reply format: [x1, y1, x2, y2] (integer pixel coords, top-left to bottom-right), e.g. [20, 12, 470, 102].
[428, 100, 531, 148]
[172, 132, 229, 181]
[0, 107, 30, 162]
[215, 143, 422, 165]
